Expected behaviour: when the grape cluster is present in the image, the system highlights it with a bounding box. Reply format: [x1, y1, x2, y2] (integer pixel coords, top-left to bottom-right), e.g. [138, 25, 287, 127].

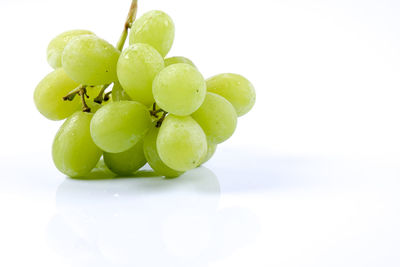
[34, 5, 256, 178]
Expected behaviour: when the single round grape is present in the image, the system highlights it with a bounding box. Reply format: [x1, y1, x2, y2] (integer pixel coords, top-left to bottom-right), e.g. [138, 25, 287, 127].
[112, 82, 131, 102]
[153, 63, 206, 116]
[206, 73, 256, 117]
[62, 35, 120, 85]
[164, 56, 195, 67]
[52, 111, 102, 178]
[117, 43, 164, 106]
[191, 92, 237, 144]
[90, 101, 152, 153]
[199, 140, 217, 166]
[47, 30, 94, 69]
[129, 10, 174, 57]
[157, 115, 207, 171]
[34, 68, 81, 120]
[143, 126, 183, 178]
[103, 139, 146, 176]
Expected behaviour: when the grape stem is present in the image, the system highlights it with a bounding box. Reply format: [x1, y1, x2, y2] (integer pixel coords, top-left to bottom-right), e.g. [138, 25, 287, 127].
[116, 0, 138, 52]
[156, 111, 168, 128]
[91, 0, 138, 104]
[78, 86, 91, 112]
[103, 91, 112, 102]
[93, 83, 111, 104]
[150, 102, 164, 117]
[63, 85, 90, 112]
[63, 84, 86, 101]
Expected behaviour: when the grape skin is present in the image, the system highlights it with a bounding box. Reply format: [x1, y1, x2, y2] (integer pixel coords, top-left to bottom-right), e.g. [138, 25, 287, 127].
[129, 10, 175, 57]
[47, 29, 94, 69]
[111, 82, 131, 102]
[191, 92, 237, 144]
[206, 73, 256, 117]
[164, 56, 195, 68]
[62, 35, 120, 85]
[157, 115, 207, 172]
[34, 68, 81, 121]
[117, 43, 165, 106]
[143, 126, 184, 178]
[153, 63, 206, 116]
[103, 139, 147, 176]
[199, 140, 217, 166]
[90, 101, 152, 153]
[52, 111, 102, 178]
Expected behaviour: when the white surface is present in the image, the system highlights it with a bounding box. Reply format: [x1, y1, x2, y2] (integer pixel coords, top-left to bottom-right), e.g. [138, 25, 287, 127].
[1, 0, 400, 266]
[1, 151, 400, 266]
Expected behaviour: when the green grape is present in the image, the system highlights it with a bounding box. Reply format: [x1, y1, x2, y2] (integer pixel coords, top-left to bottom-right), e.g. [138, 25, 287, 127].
[103, 139, 147, 176]
[117, 43, 164, 106]
[47, 30, 94, 69]
[143, 126, 183, 178]
[164, 56, 195, 67]
[157, 115, 207, 171]
[62, 35, 120, 85]
[90, 101, 152, 153]
[191, 92, 237, 144]
[112, 82, 131, 102]
[199, 140, 217, 166]
[206, 73, 256, 117]
[153, 63, 206, 116]
[34, 68, 81, 120]
[129, 10, 174, 57]
[52, 111, 102, 178]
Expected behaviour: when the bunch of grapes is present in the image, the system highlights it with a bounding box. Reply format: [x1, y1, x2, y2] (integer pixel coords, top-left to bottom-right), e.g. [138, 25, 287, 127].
[34, 1, 256, 178]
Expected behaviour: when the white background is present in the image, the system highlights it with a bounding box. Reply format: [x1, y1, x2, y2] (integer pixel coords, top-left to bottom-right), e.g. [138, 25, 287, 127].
[1, 0, 400, 266]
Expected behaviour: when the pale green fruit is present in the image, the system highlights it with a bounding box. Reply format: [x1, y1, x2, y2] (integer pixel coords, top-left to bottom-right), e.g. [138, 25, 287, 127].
[199, 140, 217, 166]
[90, 101, 152, 153]
[62, 35, 120, 85]
[157, 115, 207, 172]
[164, 56, 195, 68]
[117, 43, 164, 106]
[111, 82, 131, 102]
[103, 139, 147, 176]
[206, 73, 256, 117]
[129, 10, 174, 57]
[52, 111, 102, 177]
[192, 92, 237, 144]
[47, 29, 94, 69]
[34, 68, 81, 121]
[143, 126, 184, 178]
[153, 63, 206, 116]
